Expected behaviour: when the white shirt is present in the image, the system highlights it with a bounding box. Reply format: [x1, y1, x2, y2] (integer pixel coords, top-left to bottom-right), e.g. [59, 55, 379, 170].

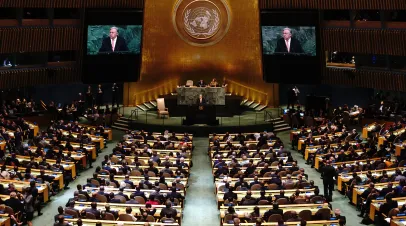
[293, 87, 300, 96]
[285, 38, 291, 52]
[111, 38, 117, 51]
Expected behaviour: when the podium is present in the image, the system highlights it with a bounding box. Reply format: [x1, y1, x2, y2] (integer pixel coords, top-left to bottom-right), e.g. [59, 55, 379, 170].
[183, 105, 218, 126]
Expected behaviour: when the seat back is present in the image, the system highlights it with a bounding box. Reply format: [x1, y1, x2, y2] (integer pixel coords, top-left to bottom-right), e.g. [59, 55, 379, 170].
[86, 212, 96, 219]
[114, 195, 126, 203]
[78, 194, 88, 201]
[135, 196, 146, 204]
[119, 214, 135, 221]
[283, 210, 295, 221]
[268, 214, 282, 222]
[104, 212, 115, 220]
[95, 193, 107, 202]
[299, 209, 312, 221]
[315, 208, 331, 220]
[130, 170, 142, 176]
[251, 184, 262, 190]
[65, 209, 79, 218]
[257, 200, 270, 205]
[157, 98, 166, 111]
[276, 198, 288, 205]
[146, 215, 155, 222]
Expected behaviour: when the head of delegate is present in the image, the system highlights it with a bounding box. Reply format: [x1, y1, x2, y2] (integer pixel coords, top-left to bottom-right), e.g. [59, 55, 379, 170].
[98, 27, 129, 53]
[274, 27, 304, 54]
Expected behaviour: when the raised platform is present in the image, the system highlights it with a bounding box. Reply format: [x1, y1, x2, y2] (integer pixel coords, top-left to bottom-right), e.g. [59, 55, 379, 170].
[112, 107, 291, 136]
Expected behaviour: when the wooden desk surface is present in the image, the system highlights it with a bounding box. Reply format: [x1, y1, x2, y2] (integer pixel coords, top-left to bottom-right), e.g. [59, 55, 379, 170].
[14, 155, 76, 178]
[123, 140, 191, 150]
[0, 179, 48, 202]
[61, 130, 104, 149]
[337, 167, 403, 191]
[0, 164, 64, 189]
[210, 157, 288, 167]
[391, 216, 406, 226]
[74, 202, 182, 218]
[114, 155, 191, 166]
[0, 214, 10, 226]
[109, 163, 189, 171]
[43, 139, 97, 160]
[352, 181, 399, 205]
[216, 188, 315, 203]
[65, 218, 179, 226]
[224, 220, 339, 226]
[83, 187, 185, 197]
[369, 197, 406, 221]
[78, 123, 113, 140]
[219, 203, 330, 218]
[97, 175, 188, 187]
[212, 166, 291, 176]
[214, 177, 304, 190]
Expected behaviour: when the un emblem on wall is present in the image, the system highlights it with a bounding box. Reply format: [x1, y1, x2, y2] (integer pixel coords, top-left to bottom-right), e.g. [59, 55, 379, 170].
[173, 0, 231, 46]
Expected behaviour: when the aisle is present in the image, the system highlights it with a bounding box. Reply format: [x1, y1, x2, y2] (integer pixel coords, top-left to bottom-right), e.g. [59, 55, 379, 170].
[182, 138, 219, 226]
[279, 131, 364, 225]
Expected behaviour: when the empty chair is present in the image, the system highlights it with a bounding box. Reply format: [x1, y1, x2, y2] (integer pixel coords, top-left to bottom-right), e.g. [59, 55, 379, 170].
[157, 98, 169, 118]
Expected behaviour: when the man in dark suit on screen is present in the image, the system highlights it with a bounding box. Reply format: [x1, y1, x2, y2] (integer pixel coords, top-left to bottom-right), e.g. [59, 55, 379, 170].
[274, 28, 304, 54]
[98, 27, 129, 53]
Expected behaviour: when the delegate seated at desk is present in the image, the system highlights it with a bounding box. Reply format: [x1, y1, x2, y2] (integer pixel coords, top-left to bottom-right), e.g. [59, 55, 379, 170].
[196, 80, 206, 87]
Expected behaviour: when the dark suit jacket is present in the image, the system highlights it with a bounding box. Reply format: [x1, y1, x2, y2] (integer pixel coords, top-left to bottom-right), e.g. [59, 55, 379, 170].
[336, 215, 346, 226]
[99, 36, 129, 53]
[197, 98, 207, 105]
[274, 37, 304, 54]
[196, 81, 206, 87]
[380, 200, 398, 216]
[322, 165, 337, 183]
[263, 209, 283, 220]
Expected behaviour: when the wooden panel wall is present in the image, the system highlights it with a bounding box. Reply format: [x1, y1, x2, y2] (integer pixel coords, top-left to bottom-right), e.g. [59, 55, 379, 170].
[0, 67, 79, 89]
[322, 67, 406, 92]
[259, 0, 406, 10]
[0, 27, 81, 53]
[1, 0, 143, 8]
[322, 28, 406, 55]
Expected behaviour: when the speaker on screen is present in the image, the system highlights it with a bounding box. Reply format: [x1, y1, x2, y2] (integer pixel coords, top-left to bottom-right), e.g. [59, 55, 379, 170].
[82, 9, 143, 84]
[261, 10, 322, 84]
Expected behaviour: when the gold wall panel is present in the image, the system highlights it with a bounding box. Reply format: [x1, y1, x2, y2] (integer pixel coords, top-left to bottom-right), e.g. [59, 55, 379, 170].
[124, 0, 279, 107]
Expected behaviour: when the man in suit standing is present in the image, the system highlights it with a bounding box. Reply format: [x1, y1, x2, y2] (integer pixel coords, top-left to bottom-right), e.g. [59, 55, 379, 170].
[98, 27, 129, 53]
[96, 84, 103, 107]
[321, 160, 337, 201]
[111, 83, 119, 108]
[197, 94, 206, 106]
[274, 28, 304, 54]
